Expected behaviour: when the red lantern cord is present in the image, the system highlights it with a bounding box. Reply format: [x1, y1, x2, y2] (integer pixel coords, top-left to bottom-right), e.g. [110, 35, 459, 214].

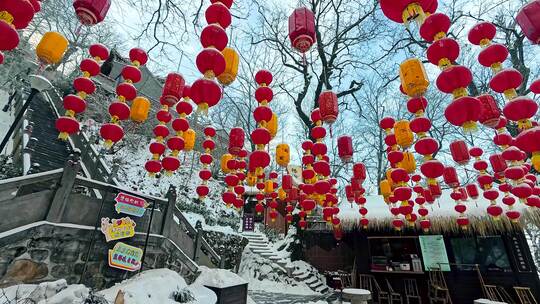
[100, 47, 147, 148]
[56, 44, 109, 140]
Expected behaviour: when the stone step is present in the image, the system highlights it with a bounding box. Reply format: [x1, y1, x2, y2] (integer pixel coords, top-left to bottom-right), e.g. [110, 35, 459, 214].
[304, 276, 318, 285]
[309, 281, 322, 289]
[315, 285, 329, 293]
[294, 272, 310, 280]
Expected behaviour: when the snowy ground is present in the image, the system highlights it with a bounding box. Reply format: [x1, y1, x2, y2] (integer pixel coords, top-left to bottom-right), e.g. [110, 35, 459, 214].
[249, 291, 340, 304]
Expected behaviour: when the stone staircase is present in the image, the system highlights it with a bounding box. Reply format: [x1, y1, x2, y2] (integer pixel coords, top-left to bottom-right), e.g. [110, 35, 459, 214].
[241, 231, 329, 293]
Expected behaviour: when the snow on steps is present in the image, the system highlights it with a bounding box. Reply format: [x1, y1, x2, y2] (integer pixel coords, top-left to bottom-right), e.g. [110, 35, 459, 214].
[241, 232, 329, 294]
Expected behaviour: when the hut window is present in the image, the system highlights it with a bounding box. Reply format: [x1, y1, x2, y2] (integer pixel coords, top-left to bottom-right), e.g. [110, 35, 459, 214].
[368, 237, 420, 272]
[450, 236, 511, 272]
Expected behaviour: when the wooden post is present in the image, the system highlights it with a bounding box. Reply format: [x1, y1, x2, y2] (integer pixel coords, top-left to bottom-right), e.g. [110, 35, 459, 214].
[46, 150, 81, 222]
[160, 185, 177, 237]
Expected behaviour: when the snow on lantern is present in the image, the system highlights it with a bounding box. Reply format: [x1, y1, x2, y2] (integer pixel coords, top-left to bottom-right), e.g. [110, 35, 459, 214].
[36, 32, 68, 65]
[450, 140, 470, 165]
[73, 0, 111, 26]
[130, 97, 150, 123]
[394, 120, 414, 148]
[516, 0, 540, 44]
[288, 7, 316, 54]
[217, 47, 239, 86]
[276, 143, 290, 167]
[337, 135, 353, 163]
[399, 58, 429, 98]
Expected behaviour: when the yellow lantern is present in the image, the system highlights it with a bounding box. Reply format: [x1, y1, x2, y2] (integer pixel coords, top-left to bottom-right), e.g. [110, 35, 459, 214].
[182, 128, 196, 151]
[36, 32, 69, 65]
[380, 179, 392, 198]
[266, 113, 278, 138]
[278, 187, 287, 200]
[276, 143, 290, 167]
[399, 58, 429, 98]
[394, 120, 414, 148]
[399, 151, 417, 174]
[217, 47, 240, 86]
[130, 97, 151, 123]
[221, 153, 233, 173]
[265, 180, 274, 194]
[386, 169, 394, 189]
[247, 172, 257, 187]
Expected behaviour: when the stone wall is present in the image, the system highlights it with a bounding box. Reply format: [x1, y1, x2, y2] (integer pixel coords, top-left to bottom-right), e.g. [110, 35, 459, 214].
[0, 223, 198, 289]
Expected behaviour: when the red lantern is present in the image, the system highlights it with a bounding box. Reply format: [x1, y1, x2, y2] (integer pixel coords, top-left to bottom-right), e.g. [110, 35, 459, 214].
[477, 94, 501, 128]
[419, 12, 451, 42]
[531, 79, 540, 94]
[196, 48, 226, 77]
[478, 44, 508, 70]
[436, 65, 473, 97]
[489, 154, 507, 174]
[228, 127, 245, 155]
[162, 73, 185, 106]
[200, 24, 228, 51]
[353, 163, 366, 182]
[288, 7, 316, 53]
[516, 0, 540, 44]
[73, 0, 111, 25]
[449, 140, 470, 165]
[502, 97, 538, 129]
[337, 136, 353, 163]
[0, 0, 35, 31]
[466, 184, 479, 199]
[318, 91, 339, 124]
[426, 38, 459, 69]
[443, 167, 459, 188]
[380, 0, 438, 25]
[444, 96, 481, 132]
[190, 78, 222, 111]
[89, 43, 109, 61]
[468, 22, 496, 46]
[205, 3, 232, 29]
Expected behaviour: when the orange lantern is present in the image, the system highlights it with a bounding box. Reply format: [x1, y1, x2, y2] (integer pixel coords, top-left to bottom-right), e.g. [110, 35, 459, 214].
[399, 58, 429, 97]
[217, 47, 239, 86]
[266, 112, 278, 138]
[394, 120, 414, 148]
[221, 153, 233, 173]
[36, 32, 69, 65]
[182, 128, 196, 151]
[130, 96, 151, 123]
[380, 179, 392, 198]
[399, 151, 416, 174]
[276, 143, 290, 167]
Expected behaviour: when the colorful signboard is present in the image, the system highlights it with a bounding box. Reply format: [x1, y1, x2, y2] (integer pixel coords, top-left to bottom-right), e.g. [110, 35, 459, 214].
[101, 217, 136, 242]
[114, 192, 148, 217]
[419, 235, 451, 271]
[108, 242, 143, 272]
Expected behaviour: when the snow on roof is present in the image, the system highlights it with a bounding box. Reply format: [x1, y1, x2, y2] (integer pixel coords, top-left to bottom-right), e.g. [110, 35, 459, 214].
[195, 266, 248, 288]
[333, 189, 540, 234]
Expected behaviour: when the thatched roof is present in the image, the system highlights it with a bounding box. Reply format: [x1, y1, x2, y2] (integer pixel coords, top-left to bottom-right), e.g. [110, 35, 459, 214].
[331, 189, 540, 235]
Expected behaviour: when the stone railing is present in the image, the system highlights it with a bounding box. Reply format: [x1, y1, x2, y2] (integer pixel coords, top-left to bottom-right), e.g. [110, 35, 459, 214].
[0, 153, 224, 286]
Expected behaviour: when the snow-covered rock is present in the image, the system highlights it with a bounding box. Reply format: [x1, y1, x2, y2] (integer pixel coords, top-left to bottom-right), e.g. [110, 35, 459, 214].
[99, 268, 216, 304]
[195, 266, 247, 288]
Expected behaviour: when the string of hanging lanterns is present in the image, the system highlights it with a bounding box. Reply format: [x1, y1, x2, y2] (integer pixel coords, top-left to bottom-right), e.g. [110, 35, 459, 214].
[99, 48, 148, 148]
[250, 70, 273, 216]
[0, 0, 40, 64]
[56, 44, 109, 141]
